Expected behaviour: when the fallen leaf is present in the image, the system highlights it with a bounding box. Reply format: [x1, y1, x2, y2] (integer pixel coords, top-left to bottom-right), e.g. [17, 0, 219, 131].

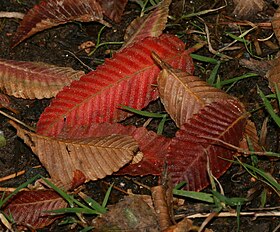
[0, 59, 84, 99]
[122, 0, 171, 49]
[92, 195, 160, 231]
[12, 0, 109, 47]
[37, 34, 194, 136]
[3, 190, 67, 229]
[11, 121, 139, 188]
[272, 7, 280, 44]
[266, 56, 280, 92]
[154, 54, 232, 127]
[166, 100, 247, 191]
[97, 0, 128, 23]
[233, 0, 265, 19]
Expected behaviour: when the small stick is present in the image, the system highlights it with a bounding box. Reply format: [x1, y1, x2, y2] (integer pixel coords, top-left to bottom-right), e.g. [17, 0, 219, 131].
[0, 11, 24, 19]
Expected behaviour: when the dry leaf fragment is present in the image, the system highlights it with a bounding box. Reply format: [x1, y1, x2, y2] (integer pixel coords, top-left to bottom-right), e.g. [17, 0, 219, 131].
[92, 195, 160, 231]
[11, 121, 139, 189]
[233, 0, 265, 19]
[0, 59, 84, 99]
[96, 0, 128, 23]
[12, 0, 109, 47]
[266, 56, 280, 92]
[3, 190, 67, 229]
[154, 54, 233, 127]
[122, 0, 171, 49]
[272, 7, 280, 44]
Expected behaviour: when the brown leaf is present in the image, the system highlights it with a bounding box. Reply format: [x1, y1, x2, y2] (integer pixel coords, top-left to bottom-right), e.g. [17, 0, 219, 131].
[0, 59, 84, 99]
[12, 0, 109, 47]
[266, 56, 280, 92]
[233, 0, 265, 19]
[154, 54, 232, 127]
[97, 0, 128, 22]
[272, 7, 280, 44]
[92, 195, 160, 231]
[167, 100, 247, 191]
[11, 121, 139, 189]
[3, 190, 67, 229]
[122, 0, 171, 49]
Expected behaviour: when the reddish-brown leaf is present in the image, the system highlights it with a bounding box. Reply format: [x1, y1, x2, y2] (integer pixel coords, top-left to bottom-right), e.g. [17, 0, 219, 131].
[12, 0, 108, 47]
[37, 34, 194, 136]
[0, 59, 84, 99]
[3, 190, 67, 229]
[11, 121, 139, 188]
[97, 0, 128, 22]
[122, 0, 171, 49]
[166, 100, 247, 191]
[154, 54, 232, 127]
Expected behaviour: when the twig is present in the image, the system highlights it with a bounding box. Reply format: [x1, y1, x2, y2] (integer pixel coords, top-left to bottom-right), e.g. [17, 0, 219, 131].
[0, 11, 24, 19]
[0, 109, 35, 132]
[64, 50, 94, 71]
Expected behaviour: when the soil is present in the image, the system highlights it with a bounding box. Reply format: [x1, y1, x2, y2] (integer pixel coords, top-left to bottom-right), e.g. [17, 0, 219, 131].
[0, 0, 280, 231]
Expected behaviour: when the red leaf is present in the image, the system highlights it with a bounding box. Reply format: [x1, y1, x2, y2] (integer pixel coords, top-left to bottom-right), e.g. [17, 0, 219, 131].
[12, 0, 108, 47]
[37, 34, 194, 136]
[4, 190, 67, 229]
[166, 100, 247, 191]
[97, 0, 128, 22]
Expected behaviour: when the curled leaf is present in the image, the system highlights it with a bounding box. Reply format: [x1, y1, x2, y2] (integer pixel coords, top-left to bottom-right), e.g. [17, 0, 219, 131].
[0, 59, 84, 99]
[12, 0, 109, 47]
[122, 0, 171, 49]
[4, 190, 67, 229]
[11, 121, 139, 188]
[266, 56, 280, 92]
[233, 0, 265, 19]
[37, 34, 194, 136]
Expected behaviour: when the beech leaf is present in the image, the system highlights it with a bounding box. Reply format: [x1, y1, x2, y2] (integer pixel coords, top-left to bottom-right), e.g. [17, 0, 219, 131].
[11, 121, 139, 188]
[3, 190, 67, 229]
[97, 0, 128, 23]
[12, 0, 109, 47]
[122, 0, 171, 49]
[0, 59, 84, 99]
[37, 34, 194, 136]
[154, 53, 233, 127]
[265, 56, 280, 92]
[232, 0, 265, 19]
[166, 100, 247, 191]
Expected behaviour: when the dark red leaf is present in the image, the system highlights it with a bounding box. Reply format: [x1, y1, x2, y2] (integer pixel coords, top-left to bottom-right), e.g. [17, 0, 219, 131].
[4, 190, 67, 229]
[166, 99, 247, 191]
[12, 0, 108, 47]
[97, 0, 128, 22]
[37, 34, 194, 137]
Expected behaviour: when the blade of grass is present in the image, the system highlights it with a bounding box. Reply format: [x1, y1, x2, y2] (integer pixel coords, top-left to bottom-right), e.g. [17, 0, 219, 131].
[258, 87, 280, 127]
[215, 73, 258, 89]
[121, 105, 167, 118]
[102, 184, 113, 209]
[190, 54, 218, 64]
[207, 61, 221, 85]
[173, 189, 214, 203]
[157, 114, 167, 135]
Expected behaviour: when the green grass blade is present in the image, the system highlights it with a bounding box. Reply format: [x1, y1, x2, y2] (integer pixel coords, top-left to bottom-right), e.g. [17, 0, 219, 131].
[211, 191, 247, 207]
[121, 105, 167, 118]
[258, 87, 280, 127]
[82, 195, 106, 214]
[207, 61, 221, 85]
[157, 114, 167, 135]
[215, 73, 258, 88]
[190, 54, 218, 64]
[173, 189, 214, 203]
[102, 184, 113, 209]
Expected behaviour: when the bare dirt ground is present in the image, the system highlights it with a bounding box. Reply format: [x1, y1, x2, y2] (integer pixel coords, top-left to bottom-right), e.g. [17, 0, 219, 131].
[0, 0, 280, 231]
